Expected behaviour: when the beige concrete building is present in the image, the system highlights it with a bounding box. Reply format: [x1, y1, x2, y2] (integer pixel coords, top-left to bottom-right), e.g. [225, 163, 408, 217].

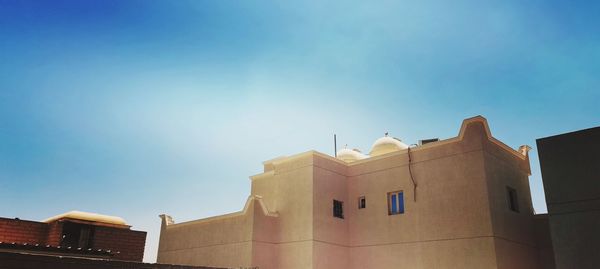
[157, 116, 551, 269]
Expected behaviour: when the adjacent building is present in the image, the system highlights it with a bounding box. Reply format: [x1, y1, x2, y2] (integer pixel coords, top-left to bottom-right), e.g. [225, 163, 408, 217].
[537, 126, 600, 269]
[0, 211, 147, 261]
[158, 116, 553, 269]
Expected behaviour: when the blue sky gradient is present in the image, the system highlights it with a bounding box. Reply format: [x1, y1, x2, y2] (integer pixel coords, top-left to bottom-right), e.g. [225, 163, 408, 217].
[1, 0, 599, 262]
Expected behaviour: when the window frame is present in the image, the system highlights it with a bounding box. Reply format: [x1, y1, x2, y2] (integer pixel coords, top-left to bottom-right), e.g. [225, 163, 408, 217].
[333, 199, 344, 219]
[358, 196, 366, 209]
[506, 186, 519, 213]
[387, 191, 405, 215]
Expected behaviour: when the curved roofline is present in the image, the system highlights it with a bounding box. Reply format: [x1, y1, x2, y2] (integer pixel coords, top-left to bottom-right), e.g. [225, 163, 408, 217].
[352, 115, 527, 162]
[458, 115, 528, 161]
[248, 115, 530, 176]
[161, 195, 278, 228]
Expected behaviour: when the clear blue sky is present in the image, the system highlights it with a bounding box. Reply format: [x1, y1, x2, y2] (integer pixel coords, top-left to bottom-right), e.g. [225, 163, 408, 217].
[1, 0, 599, 262]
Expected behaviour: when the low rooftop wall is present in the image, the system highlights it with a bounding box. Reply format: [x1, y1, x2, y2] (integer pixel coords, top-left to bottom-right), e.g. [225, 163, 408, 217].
[0, 252, 235, 269]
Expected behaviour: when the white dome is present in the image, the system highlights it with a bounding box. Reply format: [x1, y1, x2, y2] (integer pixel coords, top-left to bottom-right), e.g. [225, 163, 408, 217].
[337, 148, 367, 163]
[369, 135, 408, 156]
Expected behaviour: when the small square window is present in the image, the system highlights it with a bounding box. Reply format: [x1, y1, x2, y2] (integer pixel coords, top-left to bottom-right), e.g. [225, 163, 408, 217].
[333, 200, 344, 219]
[388, 191, 404, 215]
[507, 187, 519, 212]
[358, 196, 366, 209]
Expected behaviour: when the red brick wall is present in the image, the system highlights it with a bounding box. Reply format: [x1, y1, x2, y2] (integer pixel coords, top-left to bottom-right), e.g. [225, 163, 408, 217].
[93, 226, 147, 262]
[0, 217, 147, 262]
[45, 221, 63, 246]
[0, 218, 48, 244]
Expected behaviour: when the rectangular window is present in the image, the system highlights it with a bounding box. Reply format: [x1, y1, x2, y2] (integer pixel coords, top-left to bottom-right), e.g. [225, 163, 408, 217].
[333, 200, 344, 219]
[388, 191, 404, 215]
[358, 196, 366, 209]
[507, 187, 519, 212]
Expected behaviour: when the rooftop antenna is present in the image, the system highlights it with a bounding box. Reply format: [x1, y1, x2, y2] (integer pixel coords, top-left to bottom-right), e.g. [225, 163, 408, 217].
[334, 134, 337, 157]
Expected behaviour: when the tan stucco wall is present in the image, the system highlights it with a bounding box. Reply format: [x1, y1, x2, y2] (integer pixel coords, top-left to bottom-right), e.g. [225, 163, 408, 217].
[156, 199, 282, 269]
[157, 116, 545, 269]
[494, 237, 541, 269]
[313, 166, 347, 246]
[483, 143, 540, 269]
[312, 163, 349, 269]
[313, 241, 348, 269]
[348, 237, 497, 269]
[156, 203, 254, 268]
[252, 155, 314, 269]
[343, 120, 497, 269]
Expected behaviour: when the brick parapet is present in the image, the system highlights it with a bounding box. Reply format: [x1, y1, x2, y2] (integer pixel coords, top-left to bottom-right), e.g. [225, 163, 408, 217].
[0, 216, 146, 262]
[0, 218, 48, 244]
[93, 226, 147, 261]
